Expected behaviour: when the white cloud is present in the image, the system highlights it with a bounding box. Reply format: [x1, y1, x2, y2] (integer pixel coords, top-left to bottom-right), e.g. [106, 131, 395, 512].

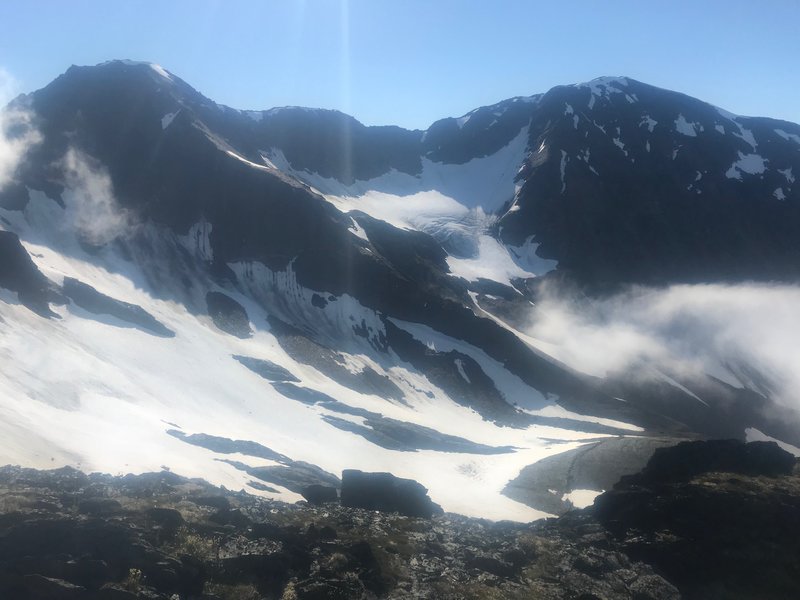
[61, 148, 133, 245]
[0, 67, 41, 190]
[526, 282, 800, 413]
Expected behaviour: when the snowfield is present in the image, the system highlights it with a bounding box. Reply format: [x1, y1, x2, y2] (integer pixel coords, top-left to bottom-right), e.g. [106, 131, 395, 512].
[261, 125, 559, 288]
[0, 191, 636, 522]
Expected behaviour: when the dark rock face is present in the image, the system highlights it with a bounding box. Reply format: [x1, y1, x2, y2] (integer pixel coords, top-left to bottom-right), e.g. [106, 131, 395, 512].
[301, 484, 338, 506]
[232, 354, 299, 382]
[271, 382, 341, 405]
[63, 277, 174, 337]
[589, 440, 800, 598]
[205, 291, 251, 338]
[504, 436, 682, 515]
[0, 230, 59, 317]
[627, 438, 796, 483]
[165, 429, 341, 495]
[498, 78, 800, 287]
[323, 414, 515, 454]
[340, 469, 443, 518]
[254, 108, 423, 184]
[266, 316, 405, 402]
[166, 429, 290, 462]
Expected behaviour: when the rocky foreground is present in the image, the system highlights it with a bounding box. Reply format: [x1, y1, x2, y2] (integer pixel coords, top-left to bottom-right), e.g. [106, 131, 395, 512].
[1, 440, 798, 599]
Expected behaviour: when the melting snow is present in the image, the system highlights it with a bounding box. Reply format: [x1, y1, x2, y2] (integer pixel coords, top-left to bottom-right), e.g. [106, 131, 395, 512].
[562, 488, 603, 509]
[745, 428, 800, 457]
[348, 217, 369, 242]
[675, 114, 702, 137]
[446, 235, 537, 287]
[149, 63, 172, 80]
[178, 220, 214, 262]
[226, 150, 271, 171]
[774, 188, 786, 200]
[454, 358, 471, 383]
[731, 124, 757, 150]
[265, 125, 531, 215]
[779, 167, 795, 184]
[653, 369, 709, 406]
[640, 115, 657, 133]
[776, 129, 800, 145]
[160, 110, 179, 130]
[507, 236, 558, 277]
[725, 152, 768, 179]
[524, 404, 643, 432]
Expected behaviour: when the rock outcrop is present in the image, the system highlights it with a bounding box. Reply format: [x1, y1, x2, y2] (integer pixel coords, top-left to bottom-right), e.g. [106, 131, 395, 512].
[590, 439, 800, 599]
[340, 470, 444, 518]
[0, 464, 680, 599]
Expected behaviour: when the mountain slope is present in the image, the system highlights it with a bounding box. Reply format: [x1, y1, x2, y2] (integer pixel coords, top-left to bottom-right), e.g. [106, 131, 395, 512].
[1, 61, 799, 521]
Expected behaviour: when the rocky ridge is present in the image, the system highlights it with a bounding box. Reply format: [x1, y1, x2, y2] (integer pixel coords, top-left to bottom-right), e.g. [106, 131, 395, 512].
[1, 440, 797, 599]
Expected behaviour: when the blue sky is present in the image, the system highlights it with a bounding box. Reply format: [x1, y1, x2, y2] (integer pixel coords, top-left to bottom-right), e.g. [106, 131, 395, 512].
[1, 0, 798, 129]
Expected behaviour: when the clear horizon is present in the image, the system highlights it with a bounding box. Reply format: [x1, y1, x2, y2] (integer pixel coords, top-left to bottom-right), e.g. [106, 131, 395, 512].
[1, 0, 799, 129]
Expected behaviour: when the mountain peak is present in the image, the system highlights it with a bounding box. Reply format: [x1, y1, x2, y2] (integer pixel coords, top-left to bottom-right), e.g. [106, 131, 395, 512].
[95, 59, 174, 80]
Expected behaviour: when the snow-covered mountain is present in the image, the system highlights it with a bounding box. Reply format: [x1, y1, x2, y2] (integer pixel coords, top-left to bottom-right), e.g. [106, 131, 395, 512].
[1, 60, 799, 521]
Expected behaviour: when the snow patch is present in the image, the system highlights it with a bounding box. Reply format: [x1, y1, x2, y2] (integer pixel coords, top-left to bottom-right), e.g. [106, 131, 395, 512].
[524, 404, 643, 432]
[149, 63, 172, 80]
[454, 358, 471, 383]
[745, 428, 800, 457]
[348, 217, 369, 242]
[507, 236, 558, 277]
[226, 150, 271, 171]
[389, 319, 553, 412]
[675, 114, 701, 137]
[653, 369, 709, 406]
[446, 234, 538, 287]
[228, 260, 386, 352]
[160, 110, 179, 130]
[731, 124, 757, 150]
[178, 220, 214, 262]
[562, 488, 603, 509]
[776, 129, 800, 145]
[640, 115, 657, 133]
[725, 152, 768, 180]
[266, 125, 530, 216]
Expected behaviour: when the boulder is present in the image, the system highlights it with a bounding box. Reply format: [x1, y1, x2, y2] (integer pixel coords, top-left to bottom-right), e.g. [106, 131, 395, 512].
[340, 470, 443, 518]
[206, 291, 251, 338]
[301, 484, 338, 506]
